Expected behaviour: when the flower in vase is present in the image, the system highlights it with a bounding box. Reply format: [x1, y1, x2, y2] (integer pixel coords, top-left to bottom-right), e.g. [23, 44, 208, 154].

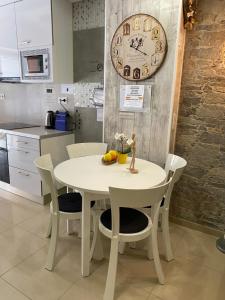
[114, 132, 131, 154]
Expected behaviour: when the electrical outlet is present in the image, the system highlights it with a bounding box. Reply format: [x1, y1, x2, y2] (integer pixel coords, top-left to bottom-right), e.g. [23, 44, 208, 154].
[0, 93, 5, 100]
[58, 97, 69, 104]
[61, 84, 74, 94]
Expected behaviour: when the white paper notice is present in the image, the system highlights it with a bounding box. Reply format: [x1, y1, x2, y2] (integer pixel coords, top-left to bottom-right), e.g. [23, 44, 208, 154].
[123, 85, 144, 109]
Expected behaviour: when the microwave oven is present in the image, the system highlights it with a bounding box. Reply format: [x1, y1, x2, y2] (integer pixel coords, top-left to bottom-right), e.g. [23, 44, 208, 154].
[20, 48, 52, 81]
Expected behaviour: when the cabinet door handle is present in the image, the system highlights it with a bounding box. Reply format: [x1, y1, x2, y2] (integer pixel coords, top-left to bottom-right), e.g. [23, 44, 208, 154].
[16, 149, 29, 154]
[22, 40, 31, 45]
[16, 141, 28, 145]
[18, 171, 29, 177]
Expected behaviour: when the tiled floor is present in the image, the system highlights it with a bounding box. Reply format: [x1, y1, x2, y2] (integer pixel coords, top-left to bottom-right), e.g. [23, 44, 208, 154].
[0, 189, 225, 300]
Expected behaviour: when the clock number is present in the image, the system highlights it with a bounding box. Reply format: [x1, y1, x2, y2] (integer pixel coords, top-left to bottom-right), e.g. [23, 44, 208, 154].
[132, 17, 141, 31]
[133, 68, 141, 80]
[116, 57, 123, 69]
[152, 26, 160, 40]
[143, 18, 152, 32]
[123, 23, 130, 36]
[124, 65, 131, 77]
[116, 35, 122, 46]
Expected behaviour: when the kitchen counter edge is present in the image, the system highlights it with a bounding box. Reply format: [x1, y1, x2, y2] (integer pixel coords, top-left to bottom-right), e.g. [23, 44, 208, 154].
[3, 127, 74, 140]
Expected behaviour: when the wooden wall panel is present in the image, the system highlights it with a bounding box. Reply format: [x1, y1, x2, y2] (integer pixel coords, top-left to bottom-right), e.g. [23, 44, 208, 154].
[104, 0, 184, 165]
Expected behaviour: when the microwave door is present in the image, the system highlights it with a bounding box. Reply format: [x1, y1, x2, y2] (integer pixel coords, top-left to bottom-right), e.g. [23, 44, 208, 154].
[24, 54, 49, 77]
[25, 55, 44, 76]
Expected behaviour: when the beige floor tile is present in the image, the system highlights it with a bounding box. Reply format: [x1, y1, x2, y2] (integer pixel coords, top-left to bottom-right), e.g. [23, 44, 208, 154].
[0, 189, 47, 212]
[2, 235, 102, 300]
[59, 262, 151, 300]
[0, 278, 30, 300]
[59, 247, 165, 300]
[18, 211, 74, 239]
[0, 227, 46, 275]
[151, 258, 225, 300]
[168, 224, 225, 273]
[0, 217, 12, 233]
[0, 201, 41, 225]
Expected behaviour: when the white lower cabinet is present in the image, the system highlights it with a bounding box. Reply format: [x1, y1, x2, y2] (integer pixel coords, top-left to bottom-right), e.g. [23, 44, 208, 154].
[7, 132, 74, 204]
[9, 166, 42, 196]
[8, 147, 40, 174]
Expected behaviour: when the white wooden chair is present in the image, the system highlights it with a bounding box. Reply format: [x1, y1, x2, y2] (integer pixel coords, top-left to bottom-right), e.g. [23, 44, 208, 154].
[99, 181, 171, 300]
[66, 142, 108, 233]
[119, 154, 187, 261]
[34, 154, 98, 271]
[161, 154, 187, 261]
[66, 142, 108, 159]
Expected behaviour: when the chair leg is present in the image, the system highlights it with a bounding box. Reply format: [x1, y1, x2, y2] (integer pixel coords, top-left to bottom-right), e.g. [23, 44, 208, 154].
[103, 237, 119, 300]
[90, 213, 99, 260]
[66, 219, 74, 235]
[151, 228, 165, 284]
[118, 242, 126, 254]
[161, 211, 174, 261]
[46, 215, 52, 238]
[129, 242, 136, 249]
[45, 214, 59, 271]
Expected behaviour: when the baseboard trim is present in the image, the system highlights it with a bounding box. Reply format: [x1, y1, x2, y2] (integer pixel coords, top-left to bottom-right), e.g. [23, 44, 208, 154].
[170, 216, 224, 237]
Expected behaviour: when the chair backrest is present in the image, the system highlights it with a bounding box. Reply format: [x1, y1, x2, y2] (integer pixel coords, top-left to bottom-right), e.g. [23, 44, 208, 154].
[66, 142, 108, 159]
[164, 154, 187, 209]
[34, 154, 59, 212]
[109, 180, 171, 236]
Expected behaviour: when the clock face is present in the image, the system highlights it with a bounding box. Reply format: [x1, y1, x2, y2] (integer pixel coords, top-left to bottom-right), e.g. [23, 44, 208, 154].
[111, 14, 167, 81]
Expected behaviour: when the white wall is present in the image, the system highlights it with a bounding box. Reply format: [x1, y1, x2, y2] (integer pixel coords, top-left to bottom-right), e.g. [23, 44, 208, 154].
[73, 0, 105, 31]
[104, 0, 185, 165]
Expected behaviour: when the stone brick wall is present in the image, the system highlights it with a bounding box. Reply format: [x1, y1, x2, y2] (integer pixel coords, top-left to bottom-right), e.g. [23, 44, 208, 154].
[172, 0, 225, 231]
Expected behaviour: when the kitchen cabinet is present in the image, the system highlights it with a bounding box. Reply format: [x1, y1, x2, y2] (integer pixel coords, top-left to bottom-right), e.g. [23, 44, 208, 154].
[0, 2, 20, 79]
[15, 0, 52, 49]
[0, 0, 73, 83]
[0, 0, 22, 6]
[6, 132, 74, 204]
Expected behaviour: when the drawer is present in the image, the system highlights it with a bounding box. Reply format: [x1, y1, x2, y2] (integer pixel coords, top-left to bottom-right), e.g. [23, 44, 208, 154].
[8, 147, 39, 174]
[9, 166, 42, 196]
[7, 134, 39, 151]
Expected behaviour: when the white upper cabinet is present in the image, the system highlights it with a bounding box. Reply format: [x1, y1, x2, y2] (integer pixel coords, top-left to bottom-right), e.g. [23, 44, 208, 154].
[0, 0, 22, 6]
[0, 2, 20, 78]
[15, 0, 52, 49]
[0, 3, 17, 49]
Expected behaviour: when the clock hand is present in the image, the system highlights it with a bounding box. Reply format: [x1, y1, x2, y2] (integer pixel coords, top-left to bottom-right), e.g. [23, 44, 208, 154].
[135, 48, 148, 56]
[130, 44, 148, 56]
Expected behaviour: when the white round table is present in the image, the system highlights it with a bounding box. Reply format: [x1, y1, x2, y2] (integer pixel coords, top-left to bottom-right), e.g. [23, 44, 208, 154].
[54, 155, 166, 277]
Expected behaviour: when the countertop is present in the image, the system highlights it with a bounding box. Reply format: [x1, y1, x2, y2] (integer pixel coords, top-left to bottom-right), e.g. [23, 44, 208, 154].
[3, 127, 73, 140]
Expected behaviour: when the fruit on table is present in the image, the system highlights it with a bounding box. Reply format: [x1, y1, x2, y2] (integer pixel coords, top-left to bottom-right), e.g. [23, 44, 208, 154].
[103, 150, 118, 162]
[103, 153, 113, 162]
[108, 150, 118, 160]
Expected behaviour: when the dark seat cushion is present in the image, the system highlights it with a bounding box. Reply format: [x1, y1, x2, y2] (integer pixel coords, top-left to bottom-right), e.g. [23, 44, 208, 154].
[100, 207, 149, 234]
[58, 192, 95, 213]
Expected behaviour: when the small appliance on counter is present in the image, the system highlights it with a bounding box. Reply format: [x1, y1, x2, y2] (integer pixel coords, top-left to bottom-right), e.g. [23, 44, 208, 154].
[45, 111, 55, 129]
[55, 111, 70, 131]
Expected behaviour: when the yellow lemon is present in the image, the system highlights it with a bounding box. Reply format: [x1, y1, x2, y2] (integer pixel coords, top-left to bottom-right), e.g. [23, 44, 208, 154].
[103, 153, 112, 162]
[109, 150, 118, 160]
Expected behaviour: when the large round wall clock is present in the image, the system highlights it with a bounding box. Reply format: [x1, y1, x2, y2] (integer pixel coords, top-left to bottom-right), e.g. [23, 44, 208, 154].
[111, 13, 167, 81]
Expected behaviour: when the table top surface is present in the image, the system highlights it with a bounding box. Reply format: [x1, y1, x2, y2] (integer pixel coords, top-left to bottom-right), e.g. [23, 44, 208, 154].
[54, 155, 166, 195]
